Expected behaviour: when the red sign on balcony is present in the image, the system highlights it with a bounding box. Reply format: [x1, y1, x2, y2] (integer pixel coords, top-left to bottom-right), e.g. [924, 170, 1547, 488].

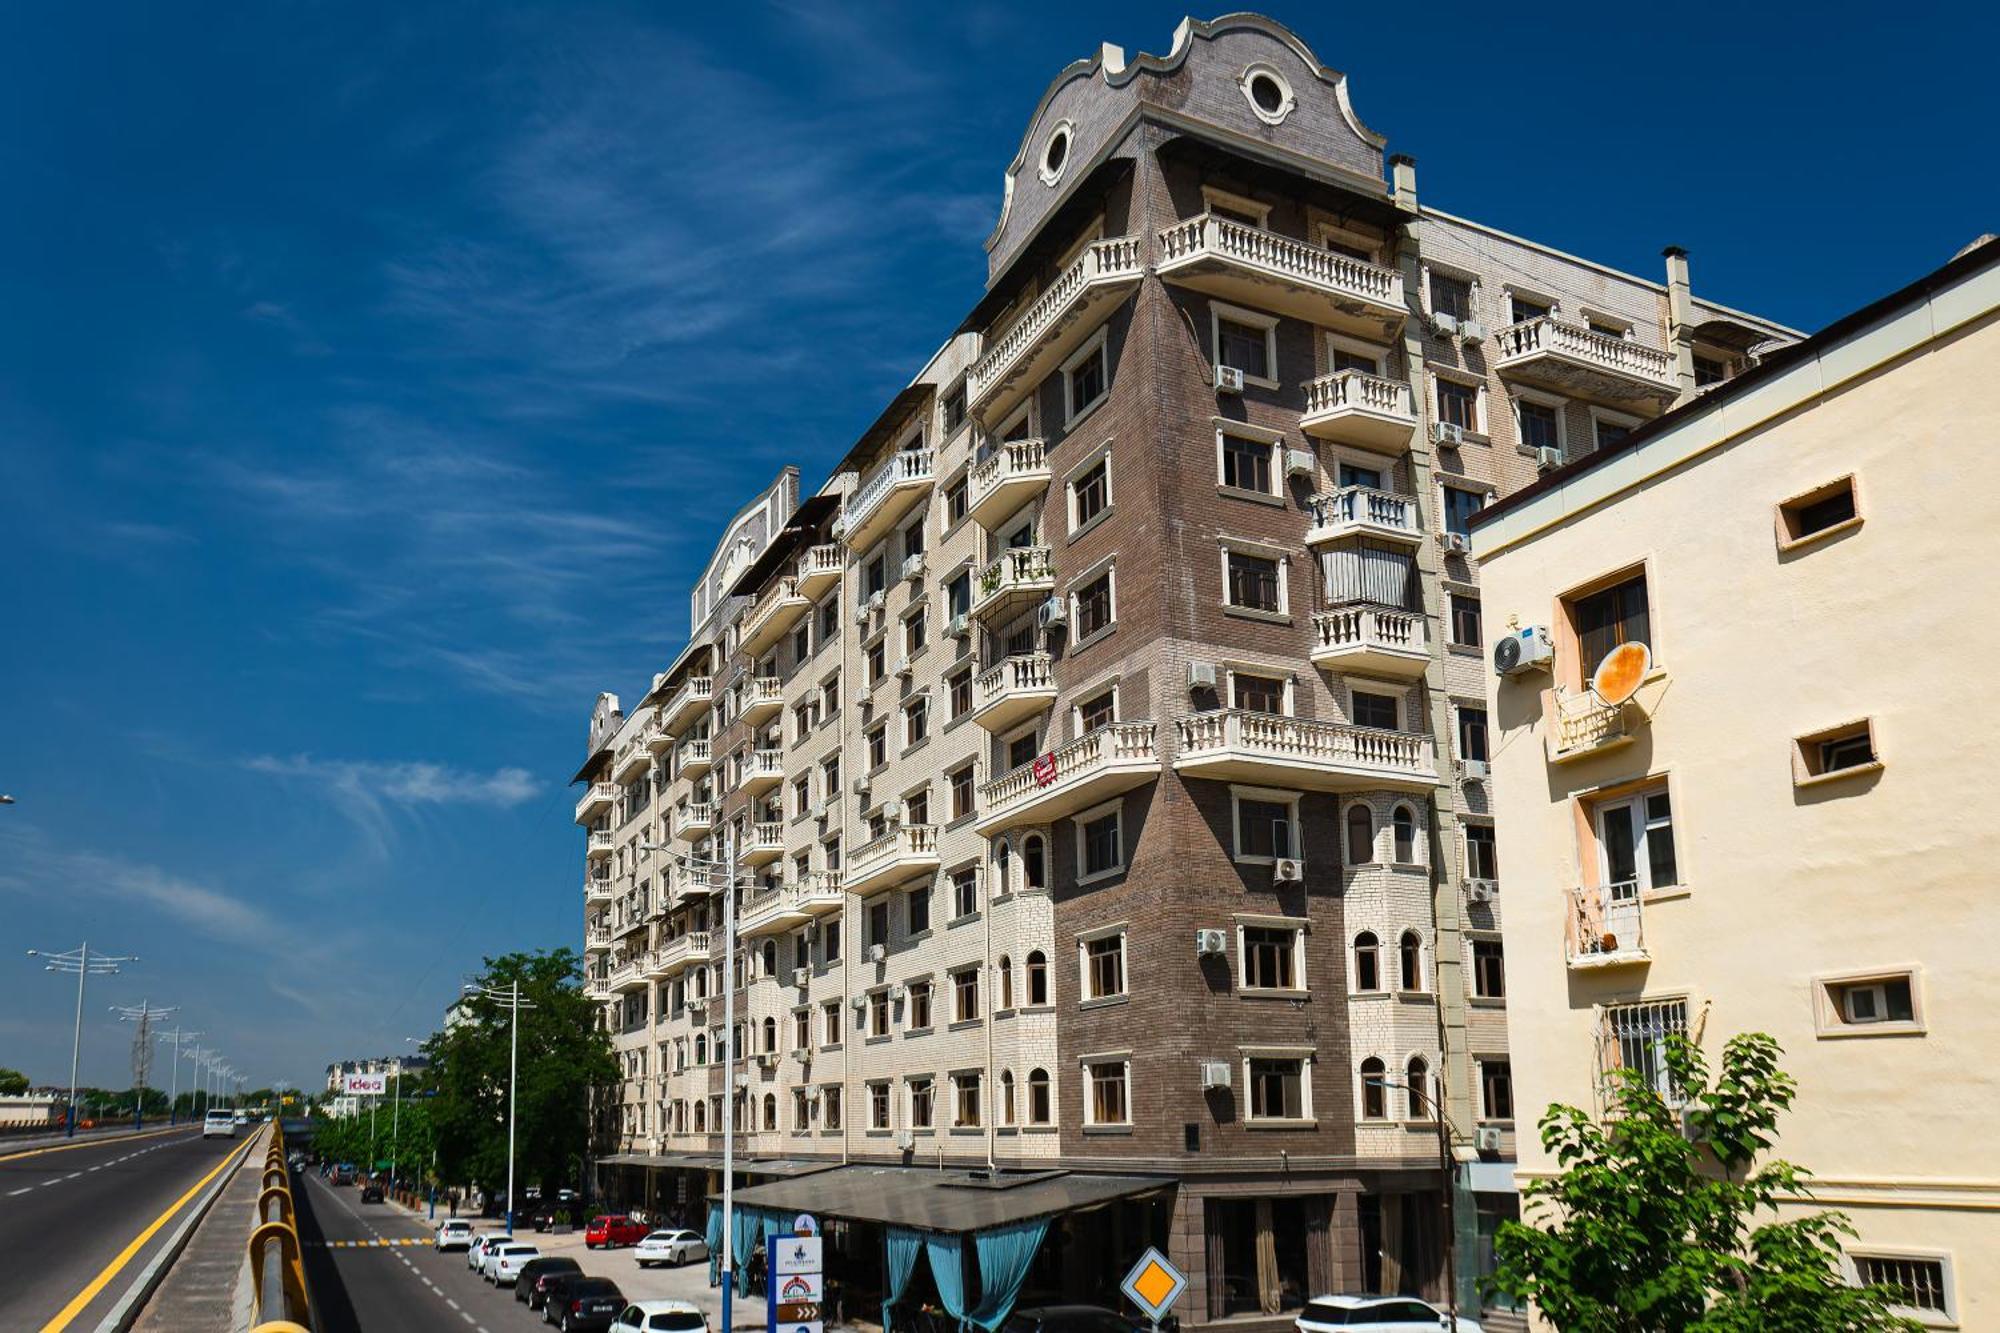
[1031, 753, 1057, 787]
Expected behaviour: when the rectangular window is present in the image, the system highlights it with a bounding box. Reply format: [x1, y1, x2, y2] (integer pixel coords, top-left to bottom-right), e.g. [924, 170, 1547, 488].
[1595, 788, 1679, 893]
[1472, 939, 1506, 998]
[869, 1081, 889, 1129]
[949, 764, 975, 821]
[1077, 689, 1116, 734]
[1517, 398, 1560, 451]
[819, 599, 839, 641]
[867, 900, 890, 948]
[904, 609, 926, 655]
[1573, 572, 1652, 680]
[946, 476, 968, 525]
[1458, 706, 1489, 762]
[1236, 799, 1294, 861]
[942, 385, 966, 435]
[1226, 551, 1282, 612]
[1441, 486, 1484, 537]
[792, 621, 811, 663]
[1693, 354, 1727, 386]
[1074, 569, 1114, 640]
[868, 991, 890, 1039]
[1352, 690, 1398, 730]
[953, 969, 979, 1022]
[1086, 1061, 1129, 1125]
[1602, 999, 1689, 1105]
[1465, 824, 1498, 881]
[1220, 434, 1272, 494]
[1429, 273, 1472, 321]
[866, 640, 885, 685]
[1450, 594, 1482, 647]
[1072, 458, 1109, 528]
[953, 1072, 981, 1127]
[907, 980, 932, 1030]
[822, 1001, 841, 1045]
[947, 667, 973, 720]
[1233, 673, 1284, 714]
[1081, 809, 1122, 879]
[865, 725, 886, 771]
[822, 919, 840, 962]
[1852, 1255, 1950, 1317]
[951, 865, 978, 919]
[865, 555, 887, 597]
[908, 1078, 934, 1130]
[792, 774, 812, 817]
[904, 696, 929, 748]
[1241, 927, 1298, 990]
[1818, 971, 1922, 1034]
[1084, 934, 1126, 1000]
[1778, 476, 1860, 547]
[1217, 317, 1272, 380]
[1480, 1059, 1514, 1120]
[1594, 417, 1631, 450]
[823, 1085, 842, 1130]
[1247, 1057, 1306, 1121]
[1065, 338, 1109, 421]
[1007, 732, 1039, 772]
[904, 789, 929, 828]
[906, 886, 930, 936]
[1508, 294, 1550, 324]
[1437, 379, 1477, 431]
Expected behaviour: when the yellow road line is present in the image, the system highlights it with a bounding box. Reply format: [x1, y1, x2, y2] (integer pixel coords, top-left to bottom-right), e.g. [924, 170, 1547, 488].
[0, 1123, 192, 1164]
[36, 1137, 253, 1332]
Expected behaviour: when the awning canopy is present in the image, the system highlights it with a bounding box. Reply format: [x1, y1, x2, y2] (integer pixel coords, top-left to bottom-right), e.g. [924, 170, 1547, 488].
[719, 1165, 1174, 1236]
[598, 1151, 837, 1179]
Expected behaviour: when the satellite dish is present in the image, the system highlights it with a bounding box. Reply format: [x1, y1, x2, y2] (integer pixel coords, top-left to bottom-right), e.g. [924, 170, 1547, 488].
[1590, 641, 1652, 705]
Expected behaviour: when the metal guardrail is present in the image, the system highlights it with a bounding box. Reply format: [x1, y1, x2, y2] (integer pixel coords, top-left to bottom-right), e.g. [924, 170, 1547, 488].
[249, 1119, 312, 1332]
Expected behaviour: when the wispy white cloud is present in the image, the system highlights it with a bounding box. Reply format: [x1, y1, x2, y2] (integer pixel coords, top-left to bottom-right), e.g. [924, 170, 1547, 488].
[245, 753, 540, 856]
[0, 835, 297, 955]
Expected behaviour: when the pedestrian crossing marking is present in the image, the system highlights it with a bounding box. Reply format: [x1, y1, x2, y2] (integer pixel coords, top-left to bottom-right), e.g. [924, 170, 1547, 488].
[310, 1237, 431, 1247]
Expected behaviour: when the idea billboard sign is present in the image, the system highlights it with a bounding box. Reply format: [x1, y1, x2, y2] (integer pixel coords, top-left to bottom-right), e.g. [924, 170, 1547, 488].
[341, 1073, 388, 1096]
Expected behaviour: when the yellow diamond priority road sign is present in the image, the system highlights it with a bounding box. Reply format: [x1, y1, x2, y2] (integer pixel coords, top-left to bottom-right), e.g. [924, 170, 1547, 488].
[1120, 1246, 1187, 1324]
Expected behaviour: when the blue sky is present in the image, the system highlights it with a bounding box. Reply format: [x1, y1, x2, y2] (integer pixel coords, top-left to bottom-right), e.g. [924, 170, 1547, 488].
[1, 1, 1991, 1092]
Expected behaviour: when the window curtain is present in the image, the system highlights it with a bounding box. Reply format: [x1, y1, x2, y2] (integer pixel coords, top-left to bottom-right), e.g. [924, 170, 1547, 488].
[966, 1218, 1049, 1332]
[705, 1200, 723, 1287]
[925, 1232, 970, 1329]
[883, 1226, 925, 1329]
[731, 1204, 763, 1296]
[1321, 544, 1416, 609]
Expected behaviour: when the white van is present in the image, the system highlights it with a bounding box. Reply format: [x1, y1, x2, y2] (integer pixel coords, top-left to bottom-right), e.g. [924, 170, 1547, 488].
[202, 1109, 237, 1139]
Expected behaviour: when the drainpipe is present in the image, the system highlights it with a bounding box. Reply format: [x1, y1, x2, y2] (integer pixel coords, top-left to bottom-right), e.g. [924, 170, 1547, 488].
[1663, 246, 1697, 405]
[1389, 155, 1419, 215]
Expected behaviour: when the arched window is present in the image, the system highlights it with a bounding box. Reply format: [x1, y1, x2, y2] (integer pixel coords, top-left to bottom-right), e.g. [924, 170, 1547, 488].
[1406, 1056, 1430, 1120]
[1359, 1058, 1386, 1120]
[1353, 932, 1380, 992]
[761, 940, 777, 976]
[694, 1099, 707, 1133]
[1399, 930, 1424, 991]
[998, 956, 1014, 1010]
[762, 1016, 778, 1053]
[1023, 834, 1047, 891]
[1026, 951, 1048, 1006]
[694, 1034, 707, 1066]
[1028, 1068, 1052, 1124]
[763, 1093, 778, 1131]
[1392, 805, 1417, 862]
[1345, 805, 1374, 864]
[1001, 1070, 1016, 1125]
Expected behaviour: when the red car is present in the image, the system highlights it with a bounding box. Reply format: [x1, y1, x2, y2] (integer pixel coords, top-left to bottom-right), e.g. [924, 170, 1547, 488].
[584, 1214, 648, 1248]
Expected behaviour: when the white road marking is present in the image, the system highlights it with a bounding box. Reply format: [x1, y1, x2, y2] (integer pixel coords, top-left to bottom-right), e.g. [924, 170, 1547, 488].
[446, 1298, 461, 1311]
[7, 1187, 31, 1196]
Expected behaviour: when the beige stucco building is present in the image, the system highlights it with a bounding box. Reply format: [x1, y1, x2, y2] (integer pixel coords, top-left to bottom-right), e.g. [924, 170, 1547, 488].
[1470, 236, 2000, 1328]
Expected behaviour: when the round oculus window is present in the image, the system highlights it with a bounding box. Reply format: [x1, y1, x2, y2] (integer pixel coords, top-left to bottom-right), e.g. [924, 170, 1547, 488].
[1249, 72, 1284, 115]
[1039, 125, 1071, 186]
[1239, 65, 1295, 125]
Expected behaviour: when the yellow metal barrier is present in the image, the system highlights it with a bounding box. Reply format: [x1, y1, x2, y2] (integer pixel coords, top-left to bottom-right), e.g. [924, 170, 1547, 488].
[249, 1118, 313, 1333]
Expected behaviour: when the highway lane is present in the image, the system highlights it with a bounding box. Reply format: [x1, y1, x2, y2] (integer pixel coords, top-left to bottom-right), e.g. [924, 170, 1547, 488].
[297, 1166, 515, 1333]
[0, 1123, 242, 1331]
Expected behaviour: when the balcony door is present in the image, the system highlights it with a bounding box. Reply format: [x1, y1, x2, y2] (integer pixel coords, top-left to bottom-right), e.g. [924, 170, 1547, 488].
[1594, 792, 1676, 942]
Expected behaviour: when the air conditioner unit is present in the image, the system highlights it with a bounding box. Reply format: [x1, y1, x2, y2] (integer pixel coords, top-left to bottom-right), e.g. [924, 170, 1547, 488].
[1439, 532, 1470, 554]
[894, 657, 914, 678]
[1492, 625, 1554, 677]
[793, 967, 812, 987]
[1037, 597, 1067, 629]
[1458, 318, 1487, 343]
[1284, 448, 1316, 478]
[896, 1129, 915, 1151]
[851, 776, 872, 798]
[946, 614, 970, 640]
[867, 944, 887, 964]
[881, 800, 902, 823]
[1272, 858, 1305, 884]
[851, 994, 869, 1012]
[902, 553, 926, 581]
[1431, 421, 1465, 446]
[1430, 311, 1460, 337]
[1475, 1125, 1504, 1153]
[889, 982, 908, 1002]
[864, 590, 885, 613]
[1187, 661, 1218, 691]
[855, 684, 872, 707]
[831, 515, 850, 541]
[1534, 445, 1564, 472]
[757, 1052, 779, 1070]
[734, 1072, 749, 1089]
[1466, 878, 1498, 904]
[1199, 1060, 1232, 1092]
[790, 1047, 811, 1062]
[1460, 758, 1490, 782]
[1213, 364, 1245, 394]
[1194, 928, 1228, 957]
[809, 801, 827, 821]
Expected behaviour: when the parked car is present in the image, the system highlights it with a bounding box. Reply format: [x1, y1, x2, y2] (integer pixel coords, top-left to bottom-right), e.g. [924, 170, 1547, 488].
[330, 1163, 357, 1186]
[359, 1182, 385, 1204]
[543, 1275, 626, 1331]
[467, 1232, 507, 1275]
[435, 1219, 474, 1252]
[1003, 1307, 1150, 1333]
[584, 1214, 649, 1248]
[487, 1241, 544, 1286]
[610, 1298, 710, 1332]
[516, 1256, 583, 1309]
[633, 1229, 708, 1268]
[202, 1110, 237, 1139]
[1295, 1296, 1481, 1332]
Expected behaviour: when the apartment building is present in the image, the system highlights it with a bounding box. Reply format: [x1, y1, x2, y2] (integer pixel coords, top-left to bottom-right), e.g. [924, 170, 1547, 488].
[1471, 237, 2000, 1329]
[571, 15, 1792, 1325]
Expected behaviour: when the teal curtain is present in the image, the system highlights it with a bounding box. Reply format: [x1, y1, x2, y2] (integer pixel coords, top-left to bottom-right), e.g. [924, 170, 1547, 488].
[883, 1225, 925, 1329]
[925, 1232, 970, 1329]
[966, 1219, 1049, 1332]
[731, 1205, 764, 1296]
[705, 1201, 723, 1287]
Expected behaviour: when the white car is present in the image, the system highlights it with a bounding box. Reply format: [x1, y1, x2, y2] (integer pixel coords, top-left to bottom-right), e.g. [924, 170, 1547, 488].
[633, 1229, 708, 1268]
[487, 1242, 542, 1286]
[202, 1110, 236, 1139]
[467, 1233, 506, 1274]
[611, 1299, 710, 1333]
[1296, 1295, 1482, 1333]
[435, 1219, 474, 1252]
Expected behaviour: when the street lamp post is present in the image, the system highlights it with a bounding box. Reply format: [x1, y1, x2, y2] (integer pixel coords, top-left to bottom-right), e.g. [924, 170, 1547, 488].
[112, 1000, 176, 1130]
[27, 942, 137, 1136]
[465, 981, 535, 1235]
[391, 1036, 418, 1197]
[159, 1027, 201, 1125]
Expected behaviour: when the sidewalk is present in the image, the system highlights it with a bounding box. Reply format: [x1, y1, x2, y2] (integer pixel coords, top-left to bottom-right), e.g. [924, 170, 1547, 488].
[129, 1125, 268, 1331]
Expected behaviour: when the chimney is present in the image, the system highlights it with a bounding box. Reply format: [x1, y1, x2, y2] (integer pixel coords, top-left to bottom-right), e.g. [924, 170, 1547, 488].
[1390, 154, 1418, 213]
[1662, 246, 1696, 402]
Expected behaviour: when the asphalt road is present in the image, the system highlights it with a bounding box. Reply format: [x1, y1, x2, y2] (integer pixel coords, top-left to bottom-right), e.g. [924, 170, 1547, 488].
[0, 1123, 243, 1331]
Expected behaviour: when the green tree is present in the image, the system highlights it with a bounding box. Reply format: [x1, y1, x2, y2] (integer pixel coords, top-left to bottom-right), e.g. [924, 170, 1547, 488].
[1490, 1032, 1918, 1331]
[0, 1067, 31, 1095]
[431, 948, 614, 1203]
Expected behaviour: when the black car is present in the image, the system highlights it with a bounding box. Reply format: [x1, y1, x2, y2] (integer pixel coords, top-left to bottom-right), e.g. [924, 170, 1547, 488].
[1004, 1306, 1153, 1333]
[542, 1275, 625, 1332]
[516, 1256, 584, 1309]
[359, 1183, 385, 1204]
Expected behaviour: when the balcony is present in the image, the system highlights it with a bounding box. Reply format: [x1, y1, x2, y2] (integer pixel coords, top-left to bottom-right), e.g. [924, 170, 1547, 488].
[967, 236, 1144, 425]
[741, 875, 843, 938]
[586, 830, 615, 861]
[1567, 881, 1648, 968]
[742, 676, 784, 726]
[585, 879, 615, 906]
[971, 546, 1056, 625]
[1157, 214, 1404, 339]
[842, 448, 936, 552]
[1548, 687, 1636, 763]
[662, 677, 714, 736]
[585, 925, 612, 952]
[742, 576, 809, 657]
[1174, 710, 1436, 793]
[740, 748, 784, 797]
[643, 716, 675, 755]
[973, 653, 1058, 733]
[656, 930, 712, 978]
[586, 979, 611, 1002]
[797, 543, 842, 600]
[1305, 486, 1424, 546]
[1300, 370, 1417, 453]
[607, 956, 648, 994]
[676, 803, 714, 840]
[842, 824, 941, 896]
[611, 743, 650, 785]
[677, 738, 712, 781]
[642, 947, 674, 981]
[574, 782, 617, 825]
[1494, 316, 1676, 405]
[1310, 607, 1430, 679]
[741, 821, 786, 867]
[976, 721, 1160, 835]
[968, 438, 1050, 530]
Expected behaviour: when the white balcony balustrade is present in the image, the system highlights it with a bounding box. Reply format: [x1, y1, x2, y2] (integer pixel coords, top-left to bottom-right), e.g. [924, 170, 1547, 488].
[1567, 880, 1647, 967]
[741, 576, 809, 656]
[967, 237, 1143, 425]
[843, 824, 941, 896]
[1174, 710, 1436, 792]
[976, 721, 1160, 834]
[1548, 687, 1636, 763]
[1305, 486, 1424, 546]
[662, 677, 714, 735]
[967, 438, 1051, 530]
[1310, 607, 1429, 678]
[574, 782, 618, 825]
[1157, 214, 1404, 339]
[971, 546, 1056, 624]
[796, 543, 842, 599]
[741, 821, 786, 867]
[973, 652, 1058, 733]
[843, 448, 936, 552]
[1494, 316, 1675, 404]
[1300, 370, 1417, 453]
[740, 748, 784, 796]
[742, 676, 784, 725]
[676, 738, 712, 781]
[586, 830, 615, 860]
